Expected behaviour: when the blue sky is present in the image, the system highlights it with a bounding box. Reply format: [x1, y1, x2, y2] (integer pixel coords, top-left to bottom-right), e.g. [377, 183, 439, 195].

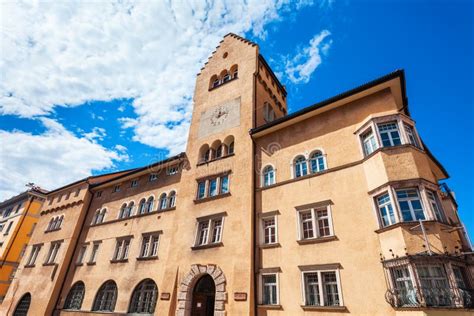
[1, 1, 472, 235]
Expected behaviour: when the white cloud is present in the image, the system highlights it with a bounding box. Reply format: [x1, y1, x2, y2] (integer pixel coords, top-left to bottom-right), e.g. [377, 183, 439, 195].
[0, 118, 127, 201]
[284, 30, 332, 84]
[83, 127, 107, 142]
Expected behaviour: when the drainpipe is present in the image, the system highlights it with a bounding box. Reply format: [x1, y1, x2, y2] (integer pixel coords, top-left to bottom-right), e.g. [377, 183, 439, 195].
[252, 56, 258, 316]
[53, 183, 94, 315]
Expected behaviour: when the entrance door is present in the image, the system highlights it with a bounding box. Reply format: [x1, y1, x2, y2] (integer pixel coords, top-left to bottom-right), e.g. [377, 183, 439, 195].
[191, 274, 215, 316]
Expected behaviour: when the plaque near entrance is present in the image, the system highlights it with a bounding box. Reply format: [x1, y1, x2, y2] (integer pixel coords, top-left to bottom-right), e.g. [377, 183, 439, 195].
[234, 292, 247, 301]
[160, 292, 171, 300]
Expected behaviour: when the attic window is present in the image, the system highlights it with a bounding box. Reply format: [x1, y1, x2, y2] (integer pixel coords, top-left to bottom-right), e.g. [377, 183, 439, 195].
[223, 52, 228, 58]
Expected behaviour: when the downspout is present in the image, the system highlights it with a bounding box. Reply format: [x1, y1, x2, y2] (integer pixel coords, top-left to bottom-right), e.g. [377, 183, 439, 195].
[52, 182, 94, 315]
[252, 55, 259, 316]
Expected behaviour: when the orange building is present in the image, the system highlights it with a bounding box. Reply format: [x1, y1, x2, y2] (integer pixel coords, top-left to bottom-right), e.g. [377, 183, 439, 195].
[0, 187, 46, 302]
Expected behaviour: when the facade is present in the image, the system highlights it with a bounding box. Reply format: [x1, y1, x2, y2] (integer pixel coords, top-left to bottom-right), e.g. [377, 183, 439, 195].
[0, 188, 46, 302]
[1, 33, 472, 316]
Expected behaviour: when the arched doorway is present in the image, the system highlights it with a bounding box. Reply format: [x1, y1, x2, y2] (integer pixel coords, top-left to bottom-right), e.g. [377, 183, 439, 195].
[191, 274, 215, 316]
[14, 293, 31, 316]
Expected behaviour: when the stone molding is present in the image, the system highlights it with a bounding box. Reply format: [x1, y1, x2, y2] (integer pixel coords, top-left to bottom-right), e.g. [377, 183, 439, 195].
[176, 264, 227, 316]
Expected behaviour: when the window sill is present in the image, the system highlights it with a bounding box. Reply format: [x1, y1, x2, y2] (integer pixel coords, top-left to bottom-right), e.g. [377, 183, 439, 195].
[297, 235, 338, 245]
[208, 76, 238, 91]
[374, 220, 453, 234]
[194, 192, 231, 204]
[257, 305, 282, 310]
[260, 243, 281, 249]
[301, 305, 347, 311]
[86, 262, 96, 266]
[197, 153, 235, 166]
[110, 258, 128, 264]
[42, 262, 57, 267]
[136, 256, 158, 261]
[191, 242, 223, 251]
[45, 228, 61, 233]
[24, 264, 35, 268]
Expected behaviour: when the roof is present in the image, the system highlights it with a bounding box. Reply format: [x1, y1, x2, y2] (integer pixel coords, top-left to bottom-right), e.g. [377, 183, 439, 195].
[0, 188, 47, 206]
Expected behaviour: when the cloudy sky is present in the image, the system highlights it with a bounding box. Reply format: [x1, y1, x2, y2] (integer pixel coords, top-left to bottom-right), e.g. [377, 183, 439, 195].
[0, 1, 472, 232]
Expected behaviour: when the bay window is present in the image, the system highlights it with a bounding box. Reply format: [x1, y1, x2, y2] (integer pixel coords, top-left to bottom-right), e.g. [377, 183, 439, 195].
[396, 189, 425, 221]
[378, 122, 402, 147]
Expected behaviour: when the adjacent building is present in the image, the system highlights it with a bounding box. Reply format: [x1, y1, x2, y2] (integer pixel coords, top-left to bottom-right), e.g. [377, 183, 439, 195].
[1, 33, 472, 316]
[0, 187, 46, 302]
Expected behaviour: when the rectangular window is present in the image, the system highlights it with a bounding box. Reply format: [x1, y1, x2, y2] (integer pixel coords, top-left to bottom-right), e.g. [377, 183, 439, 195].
[208, 179, 217, 197]
[361, 129, 378, 156]
[426, 190, 445, 222]
[262, 217, 277, 244]
[4, 221, 13, 235]
[195, 217, 224, 247]
[220, 175, 229, 194]
[404, 123, 420, 148]
[89, 243, 100, 264]
[302, 271, 342, 306]
[167, 166, 179, 175]
[416, 265, 451, 306]
[96, 191, 102, 198]
[377, 193, 397, 227]
[196, 174, 231, 200]
[262, 274, 278, 305]
[113, 238, 131, 261]
[76, 245, 87, 264]
[113, 185, 121, 193]
[378, 122, 402, 147]
[298, 207, 333, 240]
[26, 245, 41, 266]
[390, 266, 417, 306]
[0, 224, 3, 232]
[197, 181, 206, 199]
[130, 179, 139, 187]
[149, 174, 158, 182]
[396, 189, 425, 221]
[45, 241, 61, 264]
[140, 234, 160, 258]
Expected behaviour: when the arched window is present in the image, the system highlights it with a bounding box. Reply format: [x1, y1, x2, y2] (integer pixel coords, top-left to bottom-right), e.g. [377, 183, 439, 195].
[205, 148, 212, 161]
[55, 215, 64, 230]
[262, 165, 276, 187]
[47, 218, 55, 231]
[119, 203, 127, 219]
[309, 151, 326, 173]
[168, 191, 176, 208]
[199, 144, 210, 163]
[230, 65, 238, 79]
[138, 199, 147, 215]
[294, 156, 308, 178]
[228, 142, 234, 154]
[146, 196, 154, 213]
[159, 193, 167, 210]
[64, 281, 85, 310]
[128, 279, 158, 314]
[98, 209, 106, 224]
[210, 75, 219, 89]
[14, 293, 31, 316]
[92, 280, 117, 312]
[127, 202, 134, 217]
[216, 144, 224, 158]
[221, 70, 231, 83]
[223, 135, 235, 155]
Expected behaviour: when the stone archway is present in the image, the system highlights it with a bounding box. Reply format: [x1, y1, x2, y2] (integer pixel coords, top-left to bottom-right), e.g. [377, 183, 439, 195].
[177, 264, 227, 316]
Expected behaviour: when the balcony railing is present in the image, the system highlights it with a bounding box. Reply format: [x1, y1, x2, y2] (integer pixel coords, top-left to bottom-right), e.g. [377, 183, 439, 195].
[386, 286, 474, 309]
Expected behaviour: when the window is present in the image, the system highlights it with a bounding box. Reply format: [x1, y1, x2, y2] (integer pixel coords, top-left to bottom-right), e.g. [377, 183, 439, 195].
[146, 196, 154, 212]
[3, 207, 12, 218]
[452, 266, 471, 306]
[45, 241, 61, 264]
[167, 166, 179, 175]
[209, 178, 217, 197]
[377, 193, 396, 227]
[216, 144, 223, 158]
[128, 279, 158, 314]
[131, 179, 139, 188]
[298, 207, 333, 240]
[262, 217, 277, 244]
[15, 202, 23, 213]
[404, 123, 420, 148]
[212, 76, 220, 88]
[222, 71, 231, 83]
[138, 199, 146, 214]
[416, 265, 451, 306]
[197, 181, 206, 199]
[47, 215, 63, 231]
[220, 175, 229, 194]
[25, 245, 41, 266]
[4, 221, 13, 235]
[168, 191, 176, 208]
[140, 233, 160, 258]
[228, 142, 234, 154]
[96, 191, 102, 198]
[302, 271, 342, 306]
[112, 238, 131, 261]
[396, 189, 425, 221]
[149, 173, 158, 182]
[262, 165, 275, 187]
[14, 293, 31, 316]
[113, 185, 121, 193]
[361, 129, 378, 156]
[390, 266, 417, 306]
[426, 190, 445, 222]
[89, 243, 100, 264]
[378, 122, 401, 147]
[261, 274, 278, 305]
[64, 281, 85, 310]
[294, 156, 308, 178]
[76, 245, 87, 264]
[92, 280, 117, 312]
[309, 151, 326, 173]
[263, 103, 276, 123]
[0, 224, 3, 232]
[92, 209, 106, 225]
[119, 202, 134, 219]
[196, 174, 231, 200]
[159, 193, 167, 210]
[195, 217, 224, 247]
[230, 65, 238, 79]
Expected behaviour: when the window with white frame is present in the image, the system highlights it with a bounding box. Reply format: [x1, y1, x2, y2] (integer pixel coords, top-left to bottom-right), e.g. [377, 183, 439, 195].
[119, 202, 134, 219]
[294, 156, 308, 178]
[302, 270, 342, 306]
[168, 191, 176, 208]
[416, 264, 451, 306]
[89, 243, 100, 264]
[76, 245, 87, 264]
[261, 273, 279, 305]
[426, 190, 445, 222]
[309, 151, 326, 173]
[159, 193, 168, 210]
[194, 216, 224, 247]
[396, 189, 425, 221]
[262, 217, 277, 245]
[26, 244, 41, 266]
[262, 165, 275, 187]
[377, 193, 397, 227]
[378, 122, 402, 147]
[298, 207, 333, 241]
[361, 128, 378, 156]
[196, 174, 231, 200]
[45, 241, 61, 264]
[112, 238, 131, 261]
[139, 233, 160, 258]
[92, 209, 106, 225]
[390, 266, 417, 306]
[404, 123, 420, 148]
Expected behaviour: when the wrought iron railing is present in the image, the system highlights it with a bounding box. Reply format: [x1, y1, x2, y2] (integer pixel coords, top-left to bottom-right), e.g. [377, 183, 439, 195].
[386, 286, 474, 308]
